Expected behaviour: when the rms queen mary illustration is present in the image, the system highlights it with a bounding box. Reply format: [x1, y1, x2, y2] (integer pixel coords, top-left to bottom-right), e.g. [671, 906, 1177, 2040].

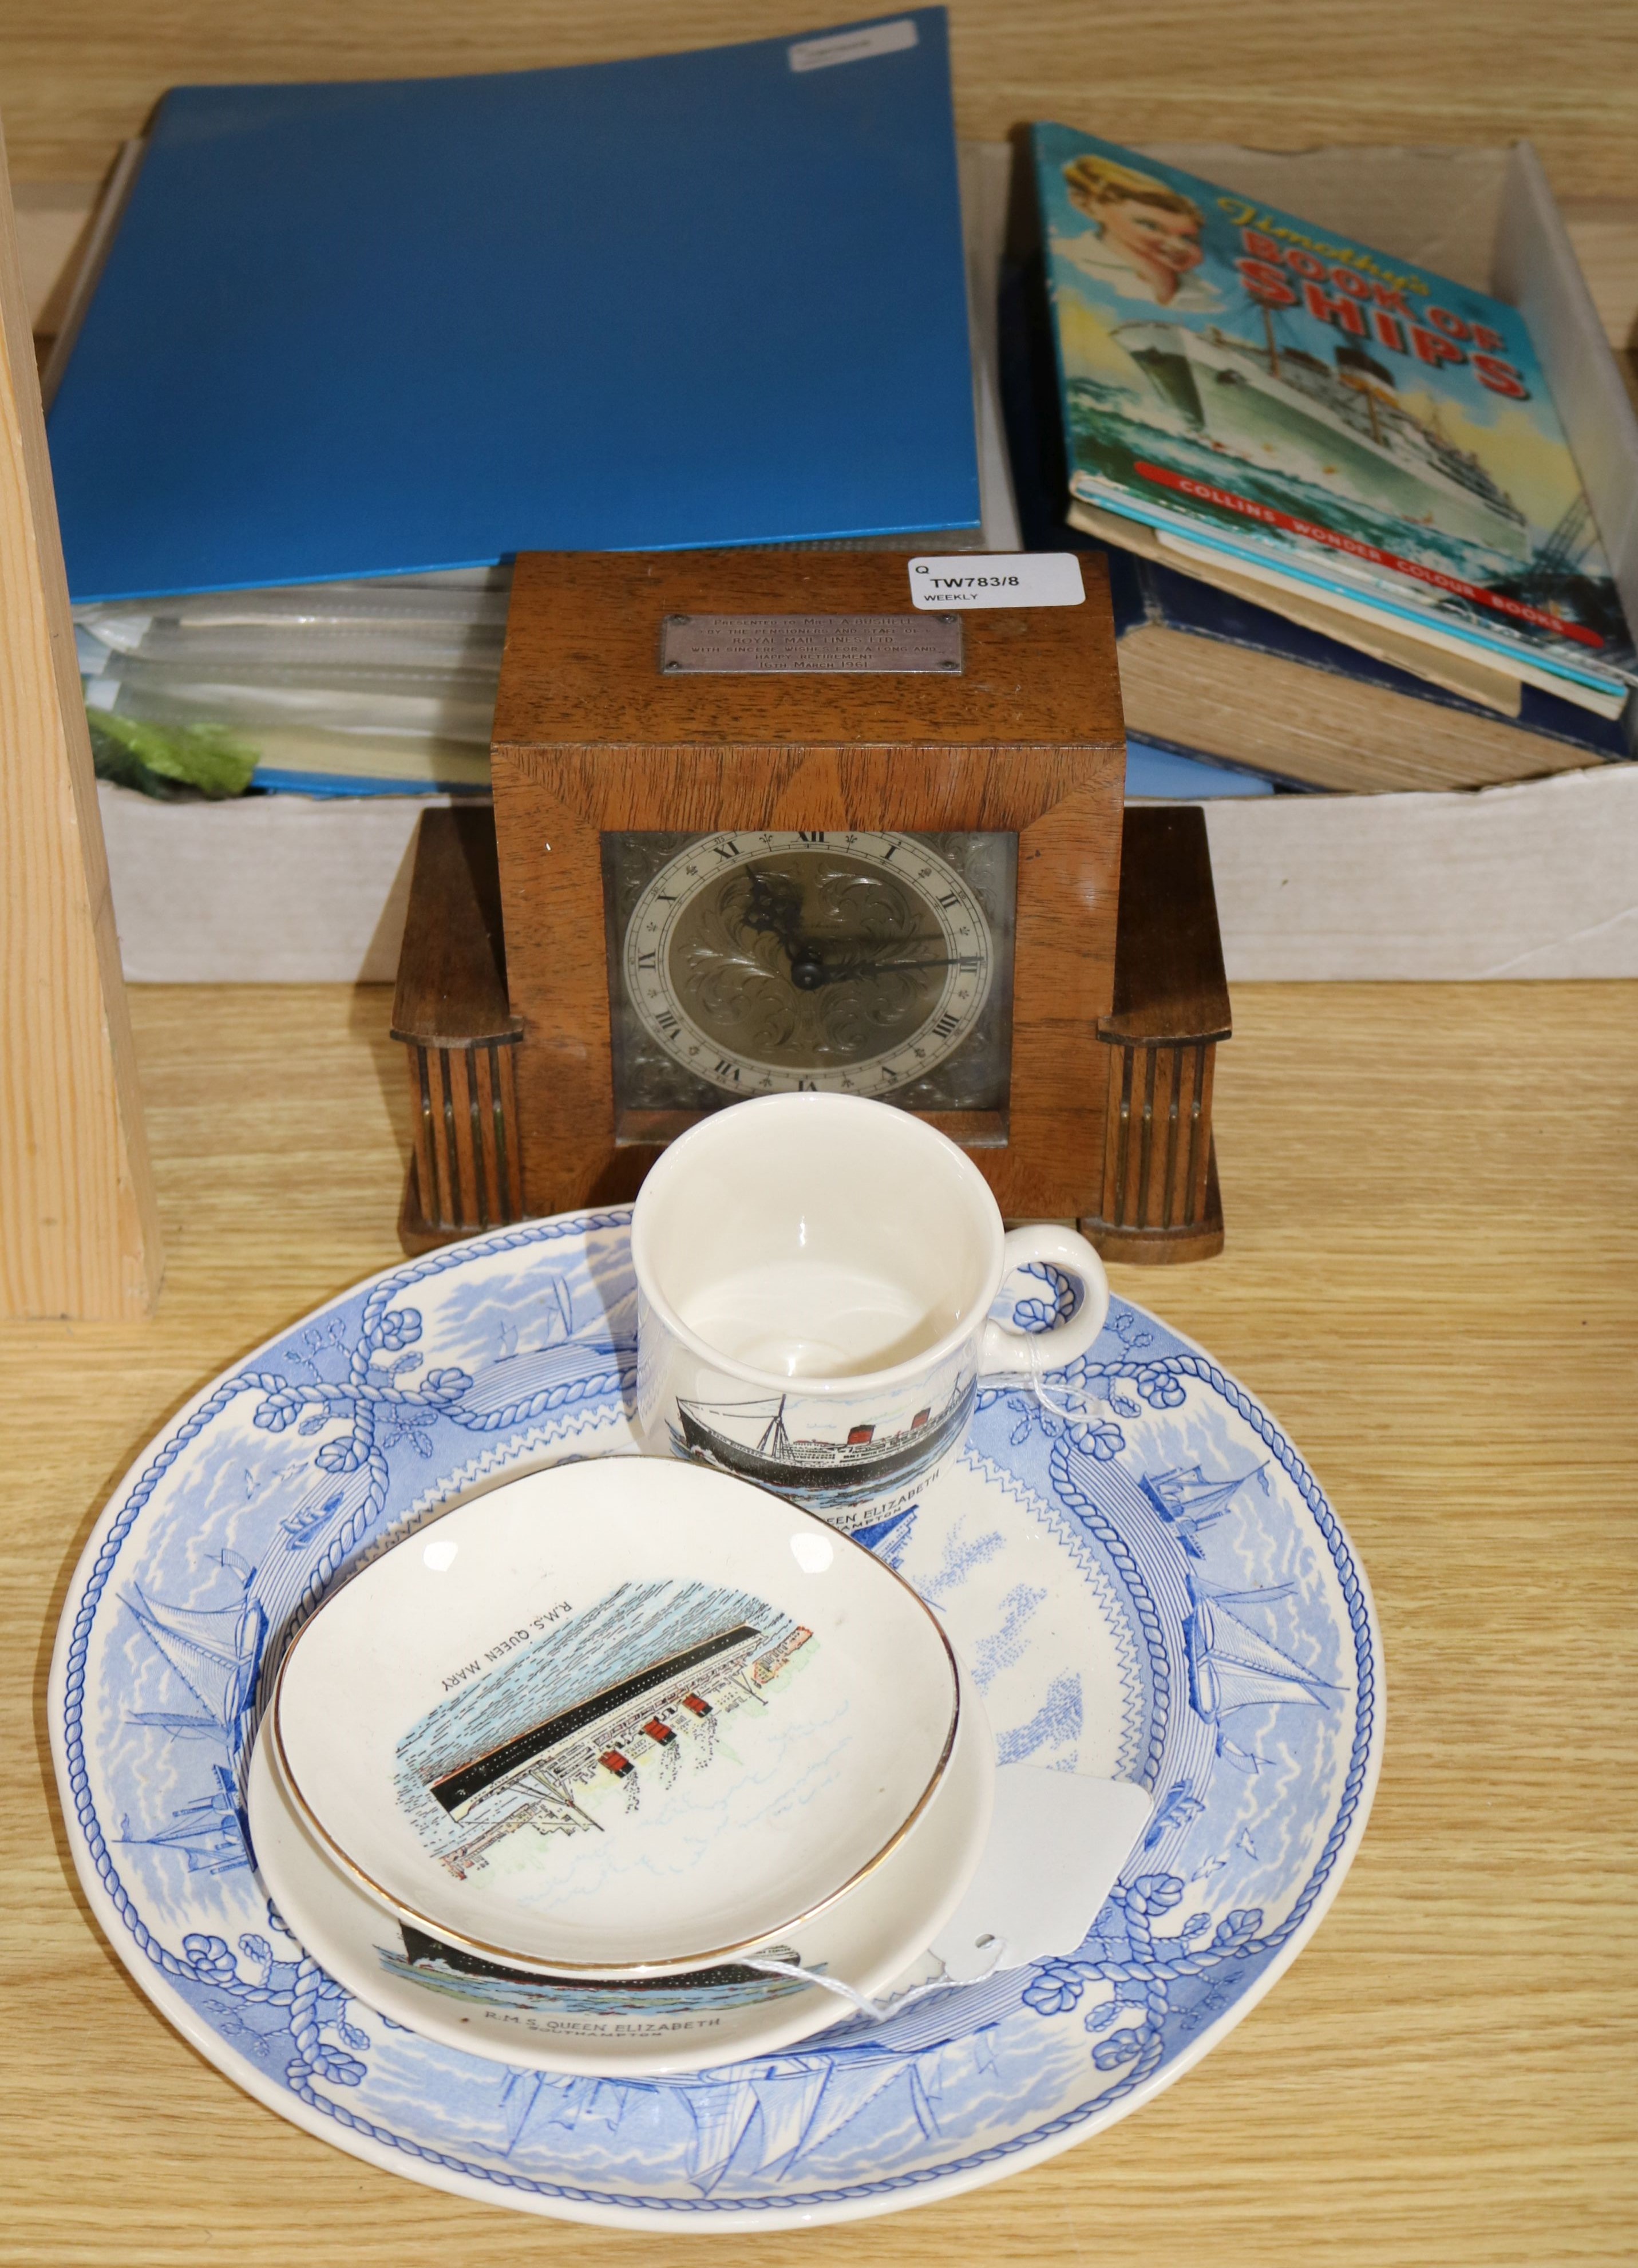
[1116, 314, 1530, 560]
[671, 1381, 974, 1502]
[401, 1582, 814, 1880]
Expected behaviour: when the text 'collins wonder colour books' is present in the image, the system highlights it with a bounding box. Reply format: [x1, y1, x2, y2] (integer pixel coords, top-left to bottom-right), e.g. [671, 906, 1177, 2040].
[1031, 125, 1636, 709]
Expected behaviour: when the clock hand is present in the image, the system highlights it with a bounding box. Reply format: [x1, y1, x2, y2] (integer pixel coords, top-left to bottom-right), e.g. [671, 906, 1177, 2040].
[739, 867, 806, 958]
[790, 948, 967, 989]
[848, 954, 966, 977]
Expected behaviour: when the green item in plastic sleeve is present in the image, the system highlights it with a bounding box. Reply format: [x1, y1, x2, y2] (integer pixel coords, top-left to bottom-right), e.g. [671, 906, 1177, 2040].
[85, 708, 258, 801]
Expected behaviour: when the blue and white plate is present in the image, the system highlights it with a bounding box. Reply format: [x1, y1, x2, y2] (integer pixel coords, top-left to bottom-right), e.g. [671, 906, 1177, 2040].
[50, 1210, 1382, 2231]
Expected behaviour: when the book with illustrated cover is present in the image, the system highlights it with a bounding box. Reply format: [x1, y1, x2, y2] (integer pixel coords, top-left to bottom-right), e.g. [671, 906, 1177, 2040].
[995, 259, 1631, 794]
[1031, 125, 1637, 710]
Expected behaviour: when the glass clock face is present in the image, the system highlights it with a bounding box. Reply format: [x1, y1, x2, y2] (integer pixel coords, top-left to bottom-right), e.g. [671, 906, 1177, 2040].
[603, 831, 1016, 1123]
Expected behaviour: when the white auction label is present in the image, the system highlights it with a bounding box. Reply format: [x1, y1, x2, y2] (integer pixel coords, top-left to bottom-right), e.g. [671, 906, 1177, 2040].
[788, 19, 917, 71]
[908, 553, 1086, 609]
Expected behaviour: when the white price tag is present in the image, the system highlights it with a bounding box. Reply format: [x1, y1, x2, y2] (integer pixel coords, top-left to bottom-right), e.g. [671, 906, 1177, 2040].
[788, 19, 917, 72]
[908, 553, 1086, 609]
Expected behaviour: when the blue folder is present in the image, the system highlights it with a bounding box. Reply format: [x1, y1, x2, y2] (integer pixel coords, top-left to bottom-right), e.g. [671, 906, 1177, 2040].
[49, 12, 978, 602]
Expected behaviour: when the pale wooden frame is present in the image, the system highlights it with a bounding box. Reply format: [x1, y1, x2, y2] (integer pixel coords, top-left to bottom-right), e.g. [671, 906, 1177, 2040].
[0, 120, 160, 1317]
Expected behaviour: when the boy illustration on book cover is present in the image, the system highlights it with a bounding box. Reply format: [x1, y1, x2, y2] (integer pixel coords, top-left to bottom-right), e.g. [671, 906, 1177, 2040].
[1033, 124, 1635, 696]
[1058, 152, 1222, 314]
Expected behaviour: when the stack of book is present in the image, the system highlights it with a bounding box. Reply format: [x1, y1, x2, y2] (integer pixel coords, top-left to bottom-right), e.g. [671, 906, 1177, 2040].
[47, 11, 984, 799]
[1010, 128, 1636, 794]
[44, 35, 1638, 816]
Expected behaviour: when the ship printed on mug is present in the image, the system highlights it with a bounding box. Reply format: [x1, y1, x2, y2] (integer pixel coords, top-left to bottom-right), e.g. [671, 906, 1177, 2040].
[631, 1092, 1109, 1532]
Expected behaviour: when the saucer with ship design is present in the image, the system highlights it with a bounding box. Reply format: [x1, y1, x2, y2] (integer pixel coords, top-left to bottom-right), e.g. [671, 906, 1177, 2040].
[248, 1643, 995, 2077]
[270, 1456, 990, 1981]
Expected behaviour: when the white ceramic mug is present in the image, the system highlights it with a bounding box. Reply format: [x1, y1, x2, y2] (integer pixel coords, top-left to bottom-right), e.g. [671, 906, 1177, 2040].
[631, 1093, 1110, 1536]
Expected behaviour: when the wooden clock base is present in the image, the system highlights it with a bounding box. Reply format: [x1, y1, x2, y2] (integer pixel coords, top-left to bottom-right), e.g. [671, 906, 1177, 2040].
[1078, 804, 1230, 1266]
[393, 804, 1230, 1264]
[1082, 1142, 1224, 1266]
[389, 806, 523, 1254]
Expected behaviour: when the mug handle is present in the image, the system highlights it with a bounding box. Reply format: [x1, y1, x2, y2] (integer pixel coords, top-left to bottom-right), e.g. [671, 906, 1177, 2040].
[979, 1223, 1110, 1377]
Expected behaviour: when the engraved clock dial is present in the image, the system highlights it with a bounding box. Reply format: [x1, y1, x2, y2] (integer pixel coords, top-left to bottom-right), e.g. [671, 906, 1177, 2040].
[622, 832, 995, 1099]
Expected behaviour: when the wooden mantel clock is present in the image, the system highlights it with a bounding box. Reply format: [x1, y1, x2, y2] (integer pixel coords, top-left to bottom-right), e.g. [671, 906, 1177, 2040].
[393, 547, 1230, 1258]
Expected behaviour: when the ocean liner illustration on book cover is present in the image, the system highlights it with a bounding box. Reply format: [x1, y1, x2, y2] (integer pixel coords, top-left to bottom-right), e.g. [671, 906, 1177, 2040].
[1032, 124, 1636, 702]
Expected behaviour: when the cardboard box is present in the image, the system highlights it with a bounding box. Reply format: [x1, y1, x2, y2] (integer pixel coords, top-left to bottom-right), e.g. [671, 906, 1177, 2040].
[69, 144, 1638, 982]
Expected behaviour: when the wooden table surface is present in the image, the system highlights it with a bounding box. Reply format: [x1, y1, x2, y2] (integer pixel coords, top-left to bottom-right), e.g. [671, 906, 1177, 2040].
[5, 980, 1635, 2263]
[3, 0, 1637, 197]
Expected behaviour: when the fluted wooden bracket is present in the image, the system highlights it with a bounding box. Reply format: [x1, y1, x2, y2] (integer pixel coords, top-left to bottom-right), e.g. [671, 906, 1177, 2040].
[392, 807, 524, 1252]
[0, 122, 161, 1317]
[1081, 804, 1231, 1265]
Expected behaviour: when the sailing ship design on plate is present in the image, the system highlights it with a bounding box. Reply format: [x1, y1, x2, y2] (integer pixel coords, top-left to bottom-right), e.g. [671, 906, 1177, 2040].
[1182, 1582, 1334, 1770]
[670, 1373, 976, 1510]
[116, 1561, 267, 1874]
[122, 1571, 267, 1752]
[118, 1760, 250, 1877]
[395, 1579, 816, 1884]
[1140, 1463, 1335, 1772]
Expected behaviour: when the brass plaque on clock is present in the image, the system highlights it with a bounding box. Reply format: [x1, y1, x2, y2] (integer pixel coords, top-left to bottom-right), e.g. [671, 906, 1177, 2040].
[658, 612, 963, 674]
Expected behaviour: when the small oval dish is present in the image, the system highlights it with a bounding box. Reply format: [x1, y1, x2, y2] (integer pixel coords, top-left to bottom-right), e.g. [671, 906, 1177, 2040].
[271, 1457, 973, 1978]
